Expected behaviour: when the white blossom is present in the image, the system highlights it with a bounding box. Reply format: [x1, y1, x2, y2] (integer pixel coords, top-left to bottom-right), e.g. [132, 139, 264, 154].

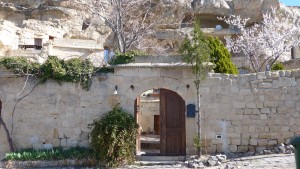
[220, 7, 300, 72]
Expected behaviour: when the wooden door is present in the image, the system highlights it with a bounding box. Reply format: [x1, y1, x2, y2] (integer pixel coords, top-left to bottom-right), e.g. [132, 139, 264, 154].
[160, 89, 186, 155]
[134, 97, 141, 154]
[154, 115, 160, 135]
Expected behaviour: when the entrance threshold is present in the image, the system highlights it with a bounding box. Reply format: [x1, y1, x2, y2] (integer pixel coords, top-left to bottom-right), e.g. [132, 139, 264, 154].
[136, 155, 186, 161]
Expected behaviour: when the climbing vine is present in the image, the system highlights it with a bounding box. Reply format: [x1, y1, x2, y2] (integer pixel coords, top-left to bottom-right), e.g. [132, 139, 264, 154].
[0, 56, 95, 90]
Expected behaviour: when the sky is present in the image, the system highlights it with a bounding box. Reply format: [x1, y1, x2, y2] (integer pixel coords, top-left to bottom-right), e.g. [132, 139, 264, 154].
[279, 0, 300, 6]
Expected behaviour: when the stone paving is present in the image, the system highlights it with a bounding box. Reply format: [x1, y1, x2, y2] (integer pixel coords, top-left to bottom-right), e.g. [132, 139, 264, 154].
[208, 154, 295, 169]
[0, 154, 296, 169]
[127, 154, 296, 169]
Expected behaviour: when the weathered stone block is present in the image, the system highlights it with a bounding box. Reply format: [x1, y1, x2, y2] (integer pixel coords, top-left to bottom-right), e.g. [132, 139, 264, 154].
[241, 133, 251, 139]
[260, 108, 270, 114]
[250, 139, 258, 146]
[246, 103, 256, 108]
[285, 101, 295, 108]
[260, 114, 267, 120]
[257, 139, 268, 146]
[243, 109, 252, 114]
[259, 133, 272, 139]
[230, 86, 239, 93]
[256, 146, 266, 152]
[201, 77, 221, 87]
[227, 133, 241, 138]
[249, 125, 256, 132]
[237, 145, 248, 152]
[264, 101, 278, 108]
[233, 102, 246, 108]
[257, 72, 267, 80]
[271, 72, 279, 78]
[207, 145, 217, 154]
[278, 77, 292, 87]
[229, 145, 237, 152]
[258, 82, 272, 88]
[268, 140, 278, 146]
[231, 139, 241, 145]
[290, 126, 300, 132]
[216, 144, 224, 153]
[241, 139, 249, 145]
[281, 126, 290, 132]
[240, 89, 252, 95]
[256, 126, 265, 133]
[231, 120, 242, 126]
[211, 139, 224, 144]
[61, 138, 67, 147]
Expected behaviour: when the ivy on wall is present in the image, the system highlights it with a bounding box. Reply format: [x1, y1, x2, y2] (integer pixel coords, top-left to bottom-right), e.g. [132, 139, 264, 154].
[0, 56, 98, 90]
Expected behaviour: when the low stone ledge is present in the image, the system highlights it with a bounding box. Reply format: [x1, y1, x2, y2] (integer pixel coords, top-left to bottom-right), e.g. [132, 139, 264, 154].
[1, 159, 99, 168]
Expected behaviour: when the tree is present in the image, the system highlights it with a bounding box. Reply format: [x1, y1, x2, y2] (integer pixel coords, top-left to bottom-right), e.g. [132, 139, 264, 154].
[179, 21, 211, 157]
[0, 101, 14, 151]
[208, 36, 238, 74]
[87, 0, 160, 53]
[220, 7, 300, 72]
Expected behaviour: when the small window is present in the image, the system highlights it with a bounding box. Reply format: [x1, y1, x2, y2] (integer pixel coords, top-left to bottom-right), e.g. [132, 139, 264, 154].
[34, 38, 43, 50]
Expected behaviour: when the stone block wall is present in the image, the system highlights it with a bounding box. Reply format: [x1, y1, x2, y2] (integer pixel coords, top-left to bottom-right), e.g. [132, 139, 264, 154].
[200, 70, 300, 154]
[0, 67, 300, 159]
[139, 96, 160, 133]
[0, 74, 115, 160]
[283, 58, 300, 70]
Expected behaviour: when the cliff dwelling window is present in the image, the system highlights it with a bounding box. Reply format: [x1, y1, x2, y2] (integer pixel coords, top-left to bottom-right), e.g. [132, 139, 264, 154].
[82, 19, 91, 30]
[103, 46, 115, 64]
[181, 13, 193, 28]
[34, 38, 42, 50]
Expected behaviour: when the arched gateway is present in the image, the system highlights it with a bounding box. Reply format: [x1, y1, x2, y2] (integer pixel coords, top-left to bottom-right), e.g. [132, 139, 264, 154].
[113, 56, 197, 155]
[135, 88, 186, 156]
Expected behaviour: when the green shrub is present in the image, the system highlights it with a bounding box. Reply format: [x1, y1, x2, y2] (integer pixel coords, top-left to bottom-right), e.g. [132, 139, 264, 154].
[0, 57, 40, 74]
[5, 147, 97, 161]
[271, 62, 284, 71]
[64, 58, 94, 90]
[193, 135, 202, 153]
[40, 56, 66, 83]
[208, 36, 238, 74]
[90, 106, 138, 168]
[109, 51, 146, 65]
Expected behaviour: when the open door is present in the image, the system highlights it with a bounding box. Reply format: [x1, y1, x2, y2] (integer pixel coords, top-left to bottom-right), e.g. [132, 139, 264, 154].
[160, 89, 186, 155]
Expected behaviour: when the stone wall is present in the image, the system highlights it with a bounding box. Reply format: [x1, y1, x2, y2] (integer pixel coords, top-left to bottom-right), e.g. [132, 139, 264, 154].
[139, 96, 160, 134]
[200, 70, 300, 154]
[283, 58, 300, 70]
[0, 67, 300, 159]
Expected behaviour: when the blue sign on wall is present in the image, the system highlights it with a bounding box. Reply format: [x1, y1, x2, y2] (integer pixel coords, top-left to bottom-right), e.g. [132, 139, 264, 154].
[187, 104, 196, 117]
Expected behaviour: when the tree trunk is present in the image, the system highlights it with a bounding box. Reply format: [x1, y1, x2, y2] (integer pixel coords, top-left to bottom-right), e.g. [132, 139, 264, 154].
[195, 79, 201, 158]
[0, 101, 14, 151]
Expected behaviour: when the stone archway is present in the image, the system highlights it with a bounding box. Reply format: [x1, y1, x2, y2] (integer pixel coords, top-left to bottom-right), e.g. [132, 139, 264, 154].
[134, 88, 186, 156]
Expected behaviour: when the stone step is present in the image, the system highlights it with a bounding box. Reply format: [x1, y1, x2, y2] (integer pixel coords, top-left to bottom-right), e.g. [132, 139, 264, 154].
[135, 160, 184, 166]
[141, 142, 160, 149]
[136, 155, 186, 161]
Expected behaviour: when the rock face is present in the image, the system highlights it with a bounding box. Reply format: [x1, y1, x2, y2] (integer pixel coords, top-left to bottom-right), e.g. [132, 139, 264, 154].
[0, 0, 295, 62]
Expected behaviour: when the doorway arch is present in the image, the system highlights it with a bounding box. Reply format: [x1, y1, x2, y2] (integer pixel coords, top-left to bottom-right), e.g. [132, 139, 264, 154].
[135, 88, 186, 156]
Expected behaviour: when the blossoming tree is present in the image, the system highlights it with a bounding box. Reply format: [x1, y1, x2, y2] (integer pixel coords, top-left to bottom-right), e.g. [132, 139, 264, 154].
[220, 7, 300, 72]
